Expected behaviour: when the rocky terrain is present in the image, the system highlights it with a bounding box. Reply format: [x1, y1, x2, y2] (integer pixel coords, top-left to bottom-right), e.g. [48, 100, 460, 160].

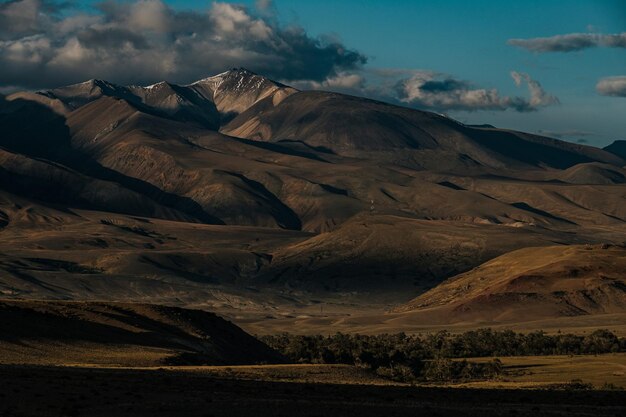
[1, 69, 626, 330]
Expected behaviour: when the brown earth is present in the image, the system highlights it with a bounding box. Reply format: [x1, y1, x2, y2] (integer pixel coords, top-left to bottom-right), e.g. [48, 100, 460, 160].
[2, 70, 626, 331]
[395, 244, 626, 322]
[0, 300, 281, 366]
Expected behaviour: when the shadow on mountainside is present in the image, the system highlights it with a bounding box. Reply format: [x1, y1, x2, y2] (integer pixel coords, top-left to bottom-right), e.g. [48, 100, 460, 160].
[461, 127, 596, 169]
[0, 96, 223, 224]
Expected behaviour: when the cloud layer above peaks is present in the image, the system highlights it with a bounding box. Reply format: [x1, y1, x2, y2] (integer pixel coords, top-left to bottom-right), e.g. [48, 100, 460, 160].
[0, 0, 366, 88]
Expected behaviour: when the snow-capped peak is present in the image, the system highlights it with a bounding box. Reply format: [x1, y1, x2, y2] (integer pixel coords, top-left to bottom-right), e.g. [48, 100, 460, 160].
[189, 68, 274, 92]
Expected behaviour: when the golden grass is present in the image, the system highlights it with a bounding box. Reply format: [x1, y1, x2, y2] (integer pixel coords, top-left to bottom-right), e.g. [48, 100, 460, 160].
[240, 311, 626, 336]
[445, 353, 626, 389]
[150, 363, 399, 385]
[45, 354, 626, 390]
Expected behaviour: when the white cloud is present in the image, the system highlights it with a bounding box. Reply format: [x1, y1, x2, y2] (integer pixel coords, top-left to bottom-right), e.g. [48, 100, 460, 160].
[508, 32, 626, 52]
[0, 0, 366, 89]
[291, 72, 365, 91]
[510, 71, 559, 108]
[291, 69, 559, 112]
[392, 70, 558, 112]
[596, 76, 626, 97]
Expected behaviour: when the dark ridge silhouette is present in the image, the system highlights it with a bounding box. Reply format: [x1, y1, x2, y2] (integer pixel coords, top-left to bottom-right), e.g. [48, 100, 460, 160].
[467, 124, 496, 128]
[604, 140, 626, 160]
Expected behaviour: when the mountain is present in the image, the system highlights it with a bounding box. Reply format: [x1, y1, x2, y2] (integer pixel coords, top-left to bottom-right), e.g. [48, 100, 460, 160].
[258, 214, 595, 294]
[222, 90, 622, 171]
[394, 244, 626, 323]
[0, 300, 283, 366]
[557, 162, 626, 185]
[604, 140, 626, 161]
[190, 68, 298, 123]
[2, 69, 626, 328]
[10, 68, 296, 130]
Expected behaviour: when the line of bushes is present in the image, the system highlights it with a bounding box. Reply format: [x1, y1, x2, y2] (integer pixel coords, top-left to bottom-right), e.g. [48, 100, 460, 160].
[260, 329, 624, 382]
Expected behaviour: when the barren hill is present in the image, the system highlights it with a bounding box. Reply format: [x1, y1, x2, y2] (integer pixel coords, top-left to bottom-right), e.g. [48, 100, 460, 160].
[222, 90, 622, 170]
[0, 300, 282, 366]
[395, 244, 626, 324]
[2, 70, 626, 327]
[604, 140, 626, 161]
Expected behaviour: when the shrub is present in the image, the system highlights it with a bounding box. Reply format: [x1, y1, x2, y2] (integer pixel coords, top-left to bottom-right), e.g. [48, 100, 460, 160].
[422, 358, 503, 382]
[375, 364, 417, 383]
[259, 329, 623, 383]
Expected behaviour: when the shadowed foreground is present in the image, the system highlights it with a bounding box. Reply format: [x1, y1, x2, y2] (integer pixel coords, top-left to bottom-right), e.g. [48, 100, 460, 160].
[0, 300, 282, 366]
[0, 365, 624, 417]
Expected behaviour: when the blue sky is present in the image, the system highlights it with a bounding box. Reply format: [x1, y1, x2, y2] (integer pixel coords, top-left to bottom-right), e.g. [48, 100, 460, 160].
[1, 0, 624, 145]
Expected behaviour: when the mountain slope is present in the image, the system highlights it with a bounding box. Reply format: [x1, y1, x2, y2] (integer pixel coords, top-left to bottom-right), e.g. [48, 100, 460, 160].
[12, 68, 296, 130]
[222, 90, 623, 170]
[557, 162, 626, 184]
[395, 244, 626, 323]
[2, 70, 626, 324]
[259, 214, 596, 293]
[0, 300, 282, 366]
[604, 140, 626, 161]
[190, 68, 297, 123]
[3, 71, 626, 234]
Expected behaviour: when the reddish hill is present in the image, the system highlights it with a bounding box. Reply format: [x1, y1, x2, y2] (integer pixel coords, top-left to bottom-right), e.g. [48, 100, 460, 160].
[395, 244, 626, 324]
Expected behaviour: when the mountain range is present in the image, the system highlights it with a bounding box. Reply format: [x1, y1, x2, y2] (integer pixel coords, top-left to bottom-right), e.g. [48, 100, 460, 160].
[1, 68, 625, 332]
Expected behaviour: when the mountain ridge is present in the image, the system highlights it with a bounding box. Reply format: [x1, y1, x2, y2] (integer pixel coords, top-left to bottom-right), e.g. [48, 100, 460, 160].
[2, 69, 626, 325]
[604, 140, 626, 161]
[4, 69, 623, 171]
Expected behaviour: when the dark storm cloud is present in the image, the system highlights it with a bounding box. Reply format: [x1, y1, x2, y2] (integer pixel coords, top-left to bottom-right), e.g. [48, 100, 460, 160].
[418, 79, 468, 93]
[596, 76, 626, 97]
[0, 0, 366, 89]
[76, 27, 149, 50]
[0, 0, 54, 39]
[508, 32, 626, 52]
